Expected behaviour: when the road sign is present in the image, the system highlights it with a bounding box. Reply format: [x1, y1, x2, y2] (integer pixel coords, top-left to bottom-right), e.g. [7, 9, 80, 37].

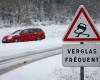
[62, 44, 100, 67]
[63, 5, 100, 41]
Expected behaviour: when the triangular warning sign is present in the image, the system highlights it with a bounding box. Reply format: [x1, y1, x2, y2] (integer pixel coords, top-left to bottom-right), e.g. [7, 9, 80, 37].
[63, 5, 100, 41]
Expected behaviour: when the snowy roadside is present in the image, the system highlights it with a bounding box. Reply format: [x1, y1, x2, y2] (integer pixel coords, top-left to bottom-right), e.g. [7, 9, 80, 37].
[0, 38, 62, 58]
[0, 54, 100, 80]
[0, 24, 67, 57]
[0, 55, 80, 80]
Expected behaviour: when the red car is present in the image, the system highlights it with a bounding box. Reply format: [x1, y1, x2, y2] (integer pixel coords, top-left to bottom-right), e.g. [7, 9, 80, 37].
[2, 28, 45, 43]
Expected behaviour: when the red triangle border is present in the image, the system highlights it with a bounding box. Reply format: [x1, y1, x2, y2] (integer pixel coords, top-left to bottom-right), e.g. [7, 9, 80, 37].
[63, 6, 100, 41]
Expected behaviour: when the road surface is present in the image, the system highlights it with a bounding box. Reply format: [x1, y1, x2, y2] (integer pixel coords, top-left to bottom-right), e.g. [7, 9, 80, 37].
[0, 47, 62, 75]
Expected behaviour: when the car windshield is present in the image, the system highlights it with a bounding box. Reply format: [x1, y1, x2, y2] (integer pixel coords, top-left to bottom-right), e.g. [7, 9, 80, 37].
[11, 30, 21, 35]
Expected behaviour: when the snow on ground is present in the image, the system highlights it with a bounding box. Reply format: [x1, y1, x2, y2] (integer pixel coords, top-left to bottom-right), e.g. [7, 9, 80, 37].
[0, 24, 67, 58]
[0, 24, 100, 58]
[0, 55, 79, 80]
[0, 24, 100, 80]
[0, 38, 63, 58]
[0, 24, 80, 58]
[0, 54, 100, 80]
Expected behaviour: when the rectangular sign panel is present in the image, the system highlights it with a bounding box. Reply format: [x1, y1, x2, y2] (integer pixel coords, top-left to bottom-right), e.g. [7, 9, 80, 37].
[62, 44, 100, 67]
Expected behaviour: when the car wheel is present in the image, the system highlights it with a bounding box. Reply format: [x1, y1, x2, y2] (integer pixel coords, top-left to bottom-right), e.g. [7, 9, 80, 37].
[36, 37, 42, 40]
[14, 39, 19, 42]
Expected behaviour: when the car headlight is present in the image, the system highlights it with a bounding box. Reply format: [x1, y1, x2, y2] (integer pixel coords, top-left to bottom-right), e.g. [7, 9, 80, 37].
[7, 36, 13, 39]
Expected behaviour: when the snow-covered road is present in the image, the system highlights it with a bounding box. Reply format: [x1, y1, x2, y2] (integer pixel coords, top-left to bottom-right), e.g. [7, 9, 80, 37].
[0, 47, 62, 75]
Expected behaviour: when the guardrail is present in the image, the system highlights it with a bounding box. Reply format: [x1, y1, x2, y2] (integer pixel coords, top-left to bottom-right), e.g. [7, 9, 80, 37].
[0, 47, 62, 75]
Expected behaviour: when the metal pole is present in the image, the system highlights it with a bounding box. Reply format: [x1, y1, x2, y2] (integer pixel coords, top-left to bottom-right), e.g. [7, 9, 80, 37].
[80, 67, 84, 80]
[80, 42, 84, 80]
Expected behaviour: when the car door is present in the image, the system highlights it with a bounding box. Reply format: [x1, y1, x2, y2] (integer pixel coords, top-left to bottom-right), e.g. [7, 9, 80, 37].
[28, 29, 36, 41]
[20, 29, 30, 41]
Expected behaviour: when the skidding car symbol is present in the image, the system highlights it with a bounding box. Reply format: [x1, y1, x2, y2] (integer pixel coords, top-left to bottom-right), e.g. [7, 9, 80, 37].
[2, 28, 45, 43]
[74, 23, 90, 37]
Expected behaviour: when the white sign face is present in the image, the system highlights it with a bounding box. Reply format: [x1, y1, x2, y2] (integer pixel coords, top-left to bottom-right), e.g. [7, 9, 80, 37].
[68, 13, 97, 38]
[62, 44, 100, 67]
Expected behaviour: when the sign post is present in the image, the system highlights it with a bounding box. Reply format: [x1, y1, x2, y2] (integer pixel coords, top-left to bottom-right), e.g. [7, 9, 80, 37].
[62, 5, 100, 80]
[80, 42, 84, 80]
[80, 66, 84, 80]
